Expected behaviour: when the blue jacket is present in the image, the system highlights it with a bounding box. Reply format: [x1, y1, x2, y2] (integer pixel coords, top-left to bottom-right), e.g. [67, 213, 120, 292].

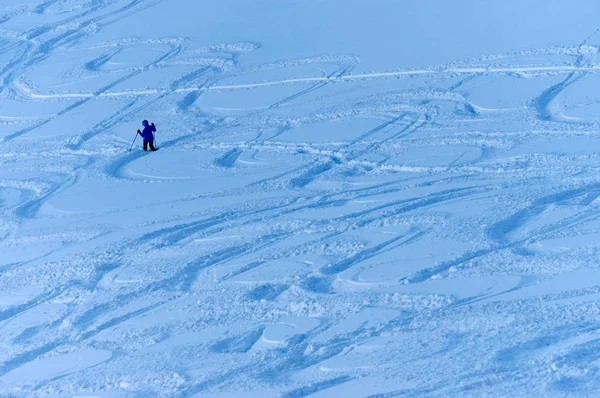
[140, 121, 155, 142]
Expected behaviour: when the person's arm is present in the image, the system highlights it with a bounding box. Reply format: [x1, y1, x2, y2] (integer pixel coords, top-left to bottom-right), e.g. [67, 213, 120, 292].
[151, 123, 156, 132]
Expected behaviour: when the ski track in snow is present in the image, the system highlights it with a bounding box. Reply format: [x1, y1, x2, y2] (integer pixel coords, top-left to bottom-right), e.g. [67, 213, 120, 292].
[2, 1, 600, 397]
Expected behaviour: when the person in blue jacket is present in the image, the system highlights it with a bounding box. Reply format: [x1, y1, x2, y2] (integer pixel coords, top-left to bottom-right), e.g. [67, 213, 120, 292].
[137, 120, 157, 151]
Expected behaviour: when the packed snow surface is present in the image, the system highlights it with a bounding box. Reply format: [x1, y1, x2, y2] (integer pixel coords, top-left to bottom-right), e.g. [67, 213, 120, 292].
[3, 0, 600, 396]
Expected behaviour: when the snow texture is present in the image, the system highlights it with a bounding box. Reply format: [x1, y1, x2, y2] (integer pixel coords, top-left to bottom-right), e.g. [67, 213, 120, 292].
[2, 0, 600, 396]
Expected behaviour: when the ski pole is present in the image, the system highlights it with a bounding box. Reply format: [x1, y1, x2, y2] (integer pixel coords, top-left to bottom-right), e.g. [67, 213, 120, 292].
[128, 130, 140, 151]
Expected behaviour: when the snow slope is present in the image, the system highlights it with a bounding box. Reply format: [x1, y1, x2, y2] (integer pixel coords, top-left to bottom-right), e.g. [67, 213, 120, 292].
[3, 0, 600, 396]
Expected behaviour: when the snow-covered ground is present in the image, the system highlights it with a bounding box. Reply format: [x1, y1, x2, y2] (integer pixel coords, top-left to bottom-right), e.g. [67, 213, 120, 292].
[3, 0, 600, 396]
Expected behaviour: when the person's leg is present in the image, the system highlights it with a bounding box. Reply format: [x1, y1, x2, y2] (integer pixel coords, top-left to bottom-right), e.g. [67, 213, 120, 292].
[149, 141, 157, 151]
[143, 141, 148, 151]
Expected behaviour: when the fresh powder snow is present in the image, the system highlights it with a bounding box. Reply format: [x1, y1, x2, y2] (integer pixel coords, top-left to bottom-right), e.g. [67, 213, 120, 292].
[2, 0, 600, 396]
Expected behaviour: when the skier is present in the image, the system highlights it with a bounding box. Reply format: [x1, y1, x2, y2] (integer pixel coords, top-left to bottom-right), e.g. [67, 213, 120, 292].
[137, 120, 157, 151]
